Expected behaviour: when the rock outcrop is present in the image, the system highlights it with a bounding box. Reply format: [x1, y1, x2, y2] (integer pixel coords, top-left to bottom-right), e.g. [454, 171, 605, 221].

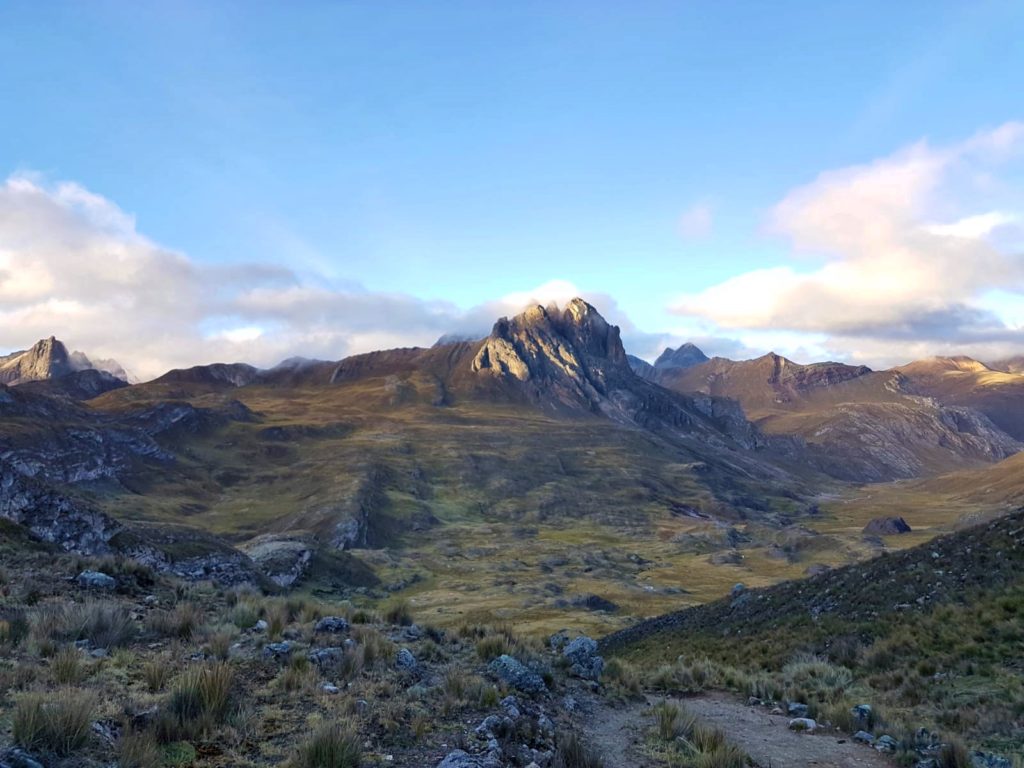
[654, 342, 709, 370]
[0, 337, 128, 386]
[0, 459, 120, 554]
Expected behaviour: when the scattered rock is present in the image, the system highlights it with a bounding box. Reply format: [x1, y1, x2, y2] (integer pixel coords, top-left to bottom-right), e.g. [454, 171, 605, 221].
[853, 730, 875, 744]
[875, 735, 898, 753]
[488, 654, 547, 694]
[308, 647, 344, 668]
[972, 753, 1013, 768]
[788, 718, 817, 731]
[863, 516, 912, 536]
[77, 570, 116, 590]
[570, 594, 619, 612]
[435, 750, 489, 768]
[396, 647, 418, 671]
[0, 748, 45, 768]
[730, 583, 747, 598]
[254, 619, 268, 632]
[563, 636, 604, 681]
[314, 616, 350, 634]
[321, 683, 340, 694]
[262, 641, 292, 661]
[787, 702, 809, 717]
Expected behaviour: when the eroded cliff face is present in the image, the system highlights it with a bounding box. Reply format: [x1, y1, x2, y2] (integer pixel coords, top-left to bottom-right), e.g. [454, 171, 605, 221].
[470, 298, 765, 450]
[0, 459, 121, 554]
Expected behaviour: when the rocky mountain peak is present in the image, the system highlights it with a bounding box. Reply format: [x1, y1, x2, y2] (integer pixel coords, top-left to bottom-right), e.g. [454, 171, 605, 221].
[0, 336, 74, 385]
[470, 298, 632, 410]
[654, 342, 709, 370]
[0, 337, 130, 388]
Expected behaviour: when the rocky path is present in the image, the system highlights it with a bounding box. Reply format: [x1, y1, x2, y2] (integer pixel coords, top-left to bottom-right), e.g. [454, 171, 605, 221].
[579, 692, 891, 768]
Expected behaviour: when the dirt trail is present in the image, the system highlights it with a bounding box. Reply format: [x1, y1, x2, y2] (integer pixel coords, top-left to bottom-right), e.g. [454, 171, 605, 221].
[580, 691, 891, 768]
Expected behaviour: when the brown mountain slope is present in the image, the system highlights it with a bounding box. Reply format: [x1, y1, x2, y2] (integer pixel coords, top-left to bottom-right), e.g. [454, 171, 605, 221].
[655, 353, 1020, 481]
[894, 356, 1024, 441]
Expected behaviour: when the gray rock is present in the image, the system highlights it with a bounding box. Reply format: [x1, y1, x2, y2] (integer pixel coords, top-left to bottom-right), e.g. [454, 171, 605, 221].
[474, 714, 502, 739]
[853, 730, 875, 744]
[787, 702, 809, 717]
[436, 750, 489, 768]
[788, 718, 817, 731]
[315, 616, 350, 634]
[254, 619, 268, 632]
[863, 516, 912, 536]
[396, 647, 418, 671]
[262, 641, 292, 661]
[488, 654, 547, 694]
[500, 695, 521, 719]
[321, 683, 340, 694]
[77, 570, 116, 590]
[852, 703, 873, 726]
[875, 735, 898, 753]
[972, 753, 1013, 768]
[731, 583, 746, 598]
[89, 648, 109, 658]
[563, 635, 604, 681]
[0, 749, 46, 768]
[308, 647, 344, 668]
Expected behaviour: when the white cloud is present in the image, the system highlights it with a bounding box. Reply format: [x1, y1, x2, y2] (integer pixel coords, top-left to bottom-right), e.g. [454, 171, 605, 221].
[0, 174, 633, 379]
[670, 122, 1024, 363]
[678, 202, 713, 239]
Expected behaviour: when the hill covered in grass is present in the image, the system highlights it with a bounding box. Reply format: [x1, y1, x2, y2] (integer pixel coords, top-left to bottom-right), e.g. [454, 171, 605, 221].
[602, 508, 1024, 760]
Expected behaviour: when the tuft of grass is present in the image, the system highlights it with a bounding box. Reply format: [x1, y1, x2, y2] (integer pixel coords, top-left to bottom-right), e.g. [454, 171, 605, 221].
[552, 731, 604, 768]
[143, 656, 172, 692]
[51, 646, 85, 684]
[381, 597, 414, 627]
[164, 662, 235, 738]
[34, 601, 136, 649]
[12, 690, 95, 755]
[147, 602, 203, 640]
[938, 740, 972, 768]
[289, 720, 362, 768]
[118, 728, 163, 768]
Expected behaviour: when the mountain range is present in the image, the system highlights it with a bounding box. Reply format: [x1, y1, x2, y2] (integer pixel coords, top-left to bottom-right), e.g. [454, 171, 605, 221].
[2, 298, 1023, 631]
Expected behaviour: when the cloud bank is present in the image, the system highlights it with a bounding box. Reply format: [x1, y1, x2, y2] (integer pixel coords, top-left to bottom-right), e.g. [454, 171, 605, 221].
[0, 176, 648, 380]
[671, 122, 1024, 366]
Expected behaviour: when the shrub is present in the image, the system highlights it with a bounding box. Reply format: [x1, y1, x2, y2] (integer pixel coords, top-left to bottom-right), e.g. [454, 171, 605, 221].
[938, 740, 972, 768]
[51, 646, 85, 684]
[206, 630, 234, 661]
[165, 662, 235, 737]
[38, 601, 136, 649]
[289, 720, 362, 768]
[552, 731, 603, 768]
[230, 601, 260, 630]
[476, 634, 511, 661]
[654, 701, 696, 741]
[280, 656, 315, 692]
[118, 729, 163, 768]
[148, 602, 202, 640]
[143, 657, 172, 692]
[381, 597, 414, 627]
[350, 626, 393, 667]
[12, 690, 95, 755]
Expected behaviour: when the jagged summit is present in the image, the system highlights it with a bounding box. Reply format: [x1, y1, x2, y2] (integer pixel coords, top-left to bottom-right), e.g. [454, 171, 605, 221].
[471, 298, 629, 396]
[654, 342, 709, 370]
[0, 336, 75, 384]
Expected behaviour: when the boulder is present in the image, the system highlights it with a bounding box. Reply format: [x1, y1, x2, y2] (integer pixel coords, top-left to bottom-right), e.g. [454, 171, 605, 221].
[488, 654, 547, 694]
[308, 647, 344, 668]
[853, 730, 875, 744]
[262, 642, 293, 662]
[396, 647, 418, 671]
[563, 636, 604, 681]
[435, 750, 489, 768]
[875, 735, 898, 753]
[77, 570, 116, 590]
[972, 753, 1013, 768]
[787, 702, 809, 717]
[788, 718, 817, 731]
[314, 616, 350, 634]
[863, 517, 912, 536]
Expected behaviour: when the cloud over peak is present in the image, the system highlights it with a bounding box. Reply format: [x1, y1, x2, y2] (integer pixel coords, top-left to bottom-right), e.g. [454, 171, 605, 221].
[671, 122, 1024, 363]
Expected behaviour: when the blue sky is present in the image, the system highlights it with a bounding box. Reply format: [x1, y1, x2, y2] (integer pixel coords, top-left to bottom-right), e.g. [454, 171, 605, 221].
[1, 2, 1023, 377]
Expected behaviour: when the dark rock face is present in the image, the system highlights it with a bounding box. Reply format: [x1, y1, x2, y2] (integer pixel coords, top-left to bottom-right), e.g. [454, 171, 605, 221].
[0, 459, 120, 554]
[863, 516, 912, 535]
[626, 354, 655, 379]
[654, 343, 709, 370]
[487, 654, 547, 694]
